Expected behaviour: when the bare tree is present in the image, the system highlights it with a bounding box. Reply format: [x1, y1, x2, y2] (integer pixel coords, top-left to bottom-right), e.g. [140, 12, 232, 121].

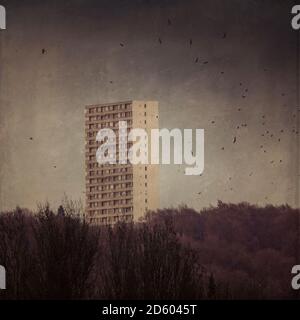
[0, 208, 35, 299]
[33, 204, 99, 299]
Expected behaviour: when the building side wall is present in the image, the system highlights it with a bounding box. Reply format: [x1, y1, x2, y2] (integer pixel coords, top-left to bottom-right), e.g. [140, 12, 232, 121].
[132, 101, 159, 221]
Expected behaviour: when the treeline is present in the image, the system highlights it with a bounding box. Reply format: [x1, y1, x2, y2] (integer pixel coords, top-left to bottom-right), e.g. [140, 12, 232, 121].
[0, 200, 299, 299]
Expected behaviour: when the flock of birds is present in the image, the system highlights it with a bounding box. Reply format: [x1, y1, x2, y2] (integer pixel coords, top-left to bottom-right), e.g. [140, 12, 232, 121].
[206, 95, 298, 199]
[34, 17, 299, 204]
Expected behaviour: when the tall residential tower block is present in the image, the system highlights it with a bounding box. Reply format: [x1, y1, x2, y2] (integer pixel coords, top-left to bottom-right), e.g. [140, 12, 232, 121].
[85, 101, 159, 225]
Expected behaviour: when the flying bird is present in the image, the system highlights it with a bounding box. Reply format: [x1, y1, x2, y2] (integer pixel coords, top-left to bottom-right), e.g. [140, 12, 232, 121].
[158, 38, 162, 44]
[233, 136, 236, 143]
[222, 32, 227, 39]
[42, 49, 46, 54]
[195, 57, 199, 63]
[167, 18, 172, 25]
[29, 137, 33, 140]
[189, 39, 192, 47]
[120, 43, 124, 47]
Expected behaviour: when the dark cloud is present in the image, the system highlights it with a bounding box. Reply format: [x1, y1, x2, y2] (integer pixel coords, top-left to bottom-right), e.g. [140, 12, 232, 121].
[0, 0, 298, 210]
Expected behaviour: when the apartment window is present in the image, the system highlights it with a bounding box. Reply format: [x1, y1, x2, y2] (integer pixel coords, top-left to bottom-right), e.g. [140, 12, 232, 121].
[144, 104, 146, 108]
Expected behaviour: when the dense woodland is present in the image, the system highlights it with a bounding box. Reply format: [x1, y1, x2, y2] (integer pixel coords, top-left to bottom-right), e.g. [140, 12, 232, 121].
[0, 200, 299, 299]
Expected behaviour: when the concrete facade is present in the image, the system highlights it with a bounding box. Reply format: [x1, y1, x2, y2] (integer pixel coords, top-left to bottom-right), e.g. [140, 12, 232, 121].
[85, 100, 159, 225]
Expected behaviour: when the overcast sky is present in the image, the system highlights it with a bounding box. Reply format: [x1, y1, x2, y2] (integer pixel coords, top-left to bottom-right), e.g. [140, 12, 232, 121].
[0, 0, 299, 211]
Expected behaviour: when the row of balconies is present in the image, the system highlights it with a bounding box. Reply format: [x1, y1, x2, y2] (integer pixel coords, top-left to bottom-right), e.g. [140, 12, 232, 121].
[86, 166, 133, 172]
[85, 140, 132, 149]
[86, 104, 132, 115]
[85, 146, 134, 155]
[87, 205, 133, 214]
[87, 169, 133, 178]
[88, 213, 133, 225]
[87, 180, 133, 188]
[85, 128, 133, 136]
[88, 199, 133, 208]
[87, 192, 132, 200]
[88, 175, 133, 184]
[85, 114, 132, 123]
[86, 121, 133, 130]
[86, 186, 133, 195]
